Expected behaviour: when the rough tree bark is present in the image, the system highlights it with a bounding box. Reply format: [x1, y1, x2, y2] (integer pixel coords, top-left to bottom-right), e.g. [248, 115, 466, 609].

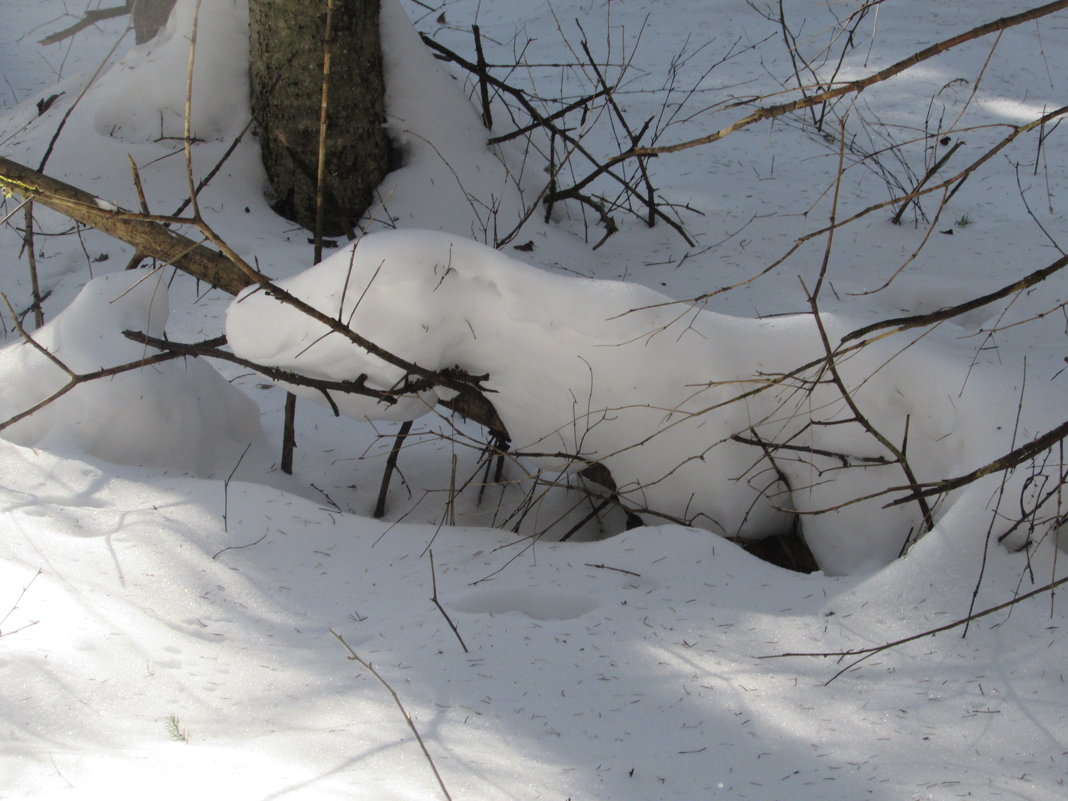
[131, 0, 179, 44]
[248, 0, 391, 235]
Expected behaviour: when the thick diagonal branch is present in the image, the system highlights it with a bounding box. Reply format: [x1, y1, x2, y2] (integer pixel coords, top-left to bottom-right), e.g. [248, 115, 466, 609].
[0, 155, 250, 295]
[0, 156, 508, 437]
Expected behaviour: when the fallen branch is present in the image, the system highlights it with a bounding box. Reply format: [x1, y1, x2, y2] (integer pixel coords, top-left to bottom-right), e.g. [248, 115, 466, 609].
[886, 417, 1068, 506]
[0, 294, 187, 434]
[842, 250, 1068, 344]
[621, 104, 1067, 315]
[121, 330, 397, 412]
[764, 415, 1068, 519]
[329, 629, 453, 801]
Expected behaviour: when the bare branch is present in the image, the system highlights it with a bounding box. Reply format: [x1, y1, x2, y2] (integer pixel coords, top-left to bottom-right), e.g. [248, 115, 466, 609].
[0, 155, 509, 435]
[887, 418, 1068, 506]
[621, 1, 1068, 160]
[0, 299, 186, 435]
[39, 5, 130, 46]
[843, 251, 1068, 344]
[759, 573, 1068, 684]
[329, 629, 453, 801]
[0, 155, 250, 294]
[803, 280, 935, 540]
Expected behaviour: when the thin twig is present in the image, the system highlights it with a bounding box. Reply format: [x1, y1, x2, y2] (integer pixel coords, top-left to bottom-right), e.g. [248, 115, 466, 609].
[429, 550, 468, 653]
[223, 441, 253, 533]
[22, 205, 44, 328]
[965, 361, 1028, 634]
[803, 279, 935, 539]
[584, 562, 641, 577]
[127, 154, 150, 214]
[0, 569, 43, 638]
[212, 533, 267, 561]
[314, 0, 335, 264]
[890, 140, 963, 225]
[183, 0, 203, 222]
[0, 294, 185, 433]
[329, 629, 453, 801]
[20, 0, 135, 329]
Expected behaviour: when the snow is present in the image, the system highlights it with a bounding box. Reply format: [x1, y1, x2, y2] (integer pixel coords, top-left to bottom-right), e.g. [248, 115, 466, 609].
[1, 0, 1066, 799]
[0, 270, 260, 474]
[377, 0, 526, 238]
[90, 0, 251, 143]
[224, 228, 1056, 574]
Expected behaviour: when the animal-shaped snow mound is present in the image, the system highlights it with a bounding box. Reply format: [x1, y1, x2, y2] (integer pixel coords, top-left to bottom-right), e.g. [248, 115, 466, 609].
[226, 230, 1017, 574]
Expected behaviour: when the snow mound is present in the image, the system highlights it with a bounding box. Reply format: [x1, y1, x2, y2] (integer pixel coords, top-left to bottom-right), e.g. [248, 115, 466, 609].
[91, 0, 250, 143]
[376, 0, 528, 237]
[226, 230, 1029, 574]
[0, 271, 260, 474]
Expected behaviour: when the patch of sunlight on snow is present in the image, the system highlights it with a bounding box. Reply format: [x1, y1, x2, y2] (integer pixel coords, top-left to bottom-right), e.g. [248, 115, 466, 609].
[978, 97, 1053, 122]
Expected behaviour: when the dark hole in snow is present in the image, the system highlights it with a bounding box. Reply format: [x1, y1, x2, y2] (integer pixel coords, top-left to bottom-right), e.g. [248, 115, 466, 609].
[738, 531, 820, 574]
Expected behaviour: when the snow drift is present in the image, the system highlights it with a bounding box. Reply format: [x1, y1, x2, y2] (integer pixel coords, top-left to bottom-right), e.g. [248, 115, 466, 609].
[226, 230, 1032, 574]
[0, 271, 260, 475]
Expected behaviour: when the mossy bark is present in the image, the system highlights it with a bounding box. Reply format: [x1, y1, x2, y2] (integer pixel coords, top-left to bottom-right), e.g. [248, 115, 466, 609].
[248, 0, 390, 235]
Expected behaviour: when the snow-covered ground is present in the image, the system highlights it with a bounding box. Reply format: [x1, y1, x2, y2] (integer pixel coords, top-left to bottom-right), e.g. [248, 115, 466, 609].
[1, 1, 1066, 798]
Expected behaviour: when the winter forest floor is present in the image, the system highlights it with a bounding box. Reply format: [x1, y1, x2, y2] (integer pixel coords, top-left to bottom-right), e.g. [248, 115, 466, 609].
[1, 1, 1067, 799]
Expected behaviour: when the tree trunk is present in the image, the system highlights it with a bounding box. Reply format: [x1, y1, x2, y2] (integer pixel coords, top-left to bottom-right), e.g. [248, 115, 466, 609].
[131, 0, 178, 44]
[248, 0, 390, 235]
